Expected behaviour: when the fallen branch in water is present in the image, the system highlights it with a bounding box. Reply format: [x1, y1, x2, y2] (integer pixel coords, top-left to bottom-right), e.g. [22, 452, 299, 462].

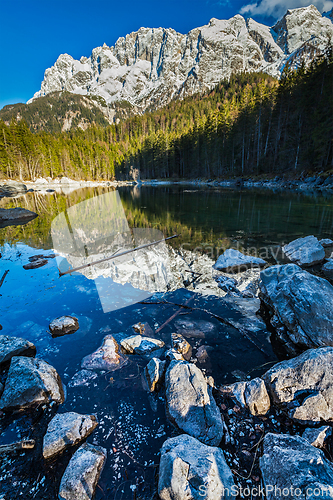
[0, 440, 35, 454]
[140, 299, 269, 356]
[155, 296, 195, 333]
[0, 269, 9, 288]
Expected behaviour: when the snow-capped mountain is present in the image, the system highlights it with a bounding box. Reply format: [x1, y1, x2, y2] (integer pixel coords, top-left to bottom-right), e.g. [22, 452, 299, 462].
[29, 5, 333, 112]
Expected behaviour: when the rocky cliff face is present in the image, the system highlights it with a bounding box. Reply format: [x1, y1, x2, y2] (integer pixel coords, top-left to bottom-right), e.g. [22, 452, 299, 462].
[29, 5, 333, 112]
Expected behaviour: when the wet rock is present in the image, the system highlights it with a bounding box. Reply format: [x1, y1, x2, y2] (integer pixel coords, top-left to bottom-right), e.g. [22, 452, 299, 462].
[144, 357, 166, 392]
[58, 442, 106, 500]
[213, 249, 266, 273]
[68, 369, 98, 388]
[0, 207, 37, 227]
[302, 426, 332, 449]
[0, 382, 3, 397]
[196, 345, 213, 364]
[49, 316, 79, 337]
[120, 335, 164, 355]
[260, 433, 333, 500]
[263, 347, 333, 424]
[43, 412, 98, 460]
[165, 348, 184, 361]
[81, 335, 127, 371]
[214, 275, 239, 293]
[282, 235, 325, 267]
[0, 335, 36, 366]
[0, 356, 64, 411]
[132, 322, 154, 336]
[23, 259, 48, 270]
[171, 332, 192, 359]
[322, 259, 333, 280]
[224, 378, 270, 416]
[320, 238, 333, 248]
[158, 434, 234, 500]
[165, 360, 223, 446]
[259, 264, 333, 353]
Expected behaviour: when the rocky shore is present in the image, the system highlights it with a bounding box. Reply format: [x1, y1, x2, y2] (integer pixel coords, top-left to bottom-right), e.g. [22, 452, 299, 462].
[1, 233, 333, 499]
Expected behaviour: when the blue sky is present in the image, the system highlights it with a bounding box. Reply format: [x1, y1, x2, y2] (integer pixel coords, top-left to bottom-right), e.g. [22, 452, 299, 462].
[0, 0, 331, 110]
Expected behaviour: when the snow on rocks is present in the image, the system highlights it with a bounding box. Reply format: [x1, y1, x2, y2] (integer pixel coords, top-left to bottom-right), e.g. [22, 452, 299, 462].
[144, 357, 166, 392]
[165, 360, 223, 446]
[260, 433, 333, 500]
[302, 426, 332, 449]
[0, 357, 64, 411]
[120, 335, 164, 355]
[43, 412, 98, 460]
[58, 443, 106, 500]
[158, 434, 234, 500]
[259, 264, 333, 354]
[213, 249, 266, 273]
[81, 335, 127, 371]
[0, 335, 36, 366]
[223, 377, 270, 416]
[282, 235, 325, 267]
[263, 347, 333, 424]
[49, 316, 79, 337]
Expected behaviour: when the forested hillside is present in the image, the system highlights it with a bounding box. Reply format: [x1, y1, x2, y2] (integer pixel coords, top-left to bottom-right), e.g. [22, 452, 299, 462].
[0, 50, 332, 181]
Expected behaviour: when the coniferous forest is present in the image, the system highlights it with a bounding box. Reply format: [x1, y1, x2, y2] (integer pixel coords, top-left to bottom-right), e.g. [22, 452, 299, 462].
[0, 51, 332, 181]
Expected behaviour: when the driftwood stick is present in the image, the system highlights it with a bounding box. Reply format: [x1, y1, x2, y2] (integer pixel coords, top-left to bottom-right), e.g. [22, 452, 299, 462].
[59, 234, 179, 277]
[0, 269, 9, 288]
[0, 439, 35, 454]
[155, 296, 195, 334]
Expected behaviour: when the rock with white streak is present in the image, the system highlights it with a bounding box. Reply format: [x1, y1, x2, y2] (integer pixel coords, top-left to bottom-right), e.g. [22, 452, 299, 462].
[165, 360, 223, 446]
[58, 443, 106, 500]
[158, 434, 234, 500]
[144, 358, 166, 392]
[282, 235, 325, 267]
[120, 335, 164, 355]
[213, 249, 266, 273]
[0, 335, 36, 366]
[260, 433, 333, 500]
[263, 347, 333, 424]
[302, 426, 332, 449]
[49, 316, 79, 337]
[81, 335, 127, 371]
[43, 412, 98, 459]
[0, 357, 64, 411]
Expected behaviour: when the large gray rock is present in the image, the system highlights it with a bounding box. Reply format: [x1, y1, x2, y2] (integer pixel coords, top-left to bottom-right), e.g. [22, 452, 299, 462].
[0, 207, 37, 225]
[43, 412, 98, 459]
[0, 335, 36, 366]
[49, 316, 79, 337]
[259, 264, 333, 353]
[81, 335, 127, 371]
[213, 249, 266, 273]
[144, 357, 166, 392]
[0, 357, 64, 411]
[165, 360, 223, 446]
[225, 377, 270, 416]
[120, 335, 164, 355]
[283, 235, 325, 266]
[260, 433, 333, 500]
[263, 347, 333, 424]
[158, 434, 235, 500]
[58, 442, 106, 500]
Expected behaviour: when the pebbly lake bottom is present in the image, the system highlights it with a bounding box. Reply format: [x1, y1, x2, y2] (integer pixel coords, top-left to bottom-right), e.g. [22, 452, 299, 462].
[0, 185, 333, 499]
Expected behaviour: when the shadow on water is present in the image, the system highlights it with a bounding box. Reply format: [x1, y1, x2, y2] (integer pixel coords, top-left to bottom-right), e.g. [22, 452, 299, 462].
[0, 185, 332, 499]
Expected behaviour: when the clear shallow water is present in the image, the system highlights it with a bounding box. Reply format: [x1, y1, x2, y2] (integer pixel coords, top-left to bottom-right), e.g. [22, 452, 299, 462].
[0, 185, 332, 499]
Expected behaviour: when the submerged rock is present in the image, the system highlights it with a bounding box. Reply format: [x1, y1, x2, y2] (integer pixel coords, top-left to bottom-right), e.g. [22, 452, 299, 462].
[0, 356, 64, 411]
[322, 259, 333, 280]
[259, 264, 333, 354]
[165, 360, 223, 446]
[282, 235, 325, 267]
[58, 442, 106, 500]
[43, 412, 98, 459]
[23, 259, 48, 270]
[224, 377, 270, 416]
[260, 433, 333, 500]
[49, 316, 79, 337]
[81, 335, 127, 371]
[144, 357, 166, 392]
[302, 426, 332, 449]
[0, 335, 36, 366]
[263, 347, 333, 424]
[213, 249, 266, 273]
[120, 335, 164, 355]
[158, 434, 234, 500]
[68, 369, 98, 388]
